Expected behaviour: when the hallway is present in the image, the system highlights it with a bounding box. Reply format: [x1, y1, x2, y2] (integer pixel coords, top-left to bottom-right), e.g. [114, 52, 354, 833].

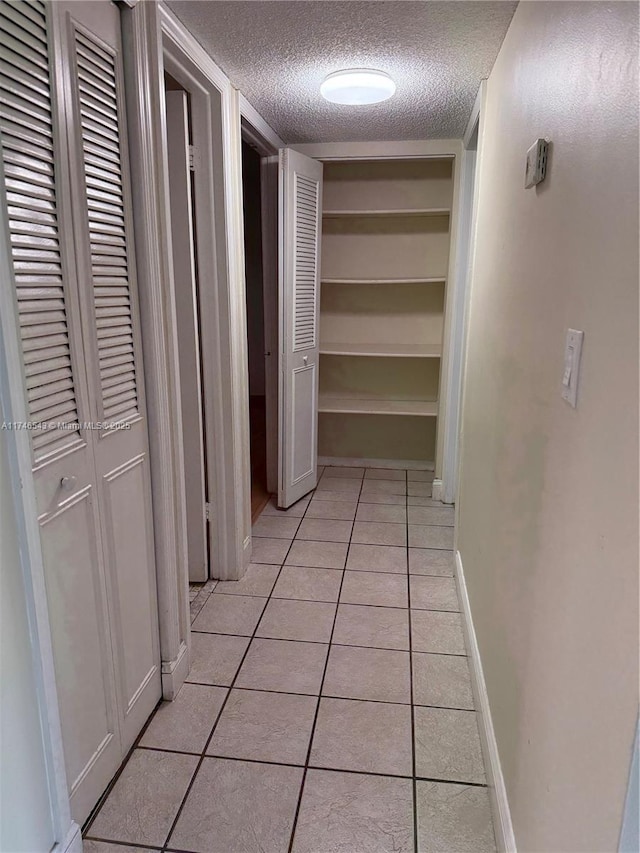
[83, 466, 494, 853]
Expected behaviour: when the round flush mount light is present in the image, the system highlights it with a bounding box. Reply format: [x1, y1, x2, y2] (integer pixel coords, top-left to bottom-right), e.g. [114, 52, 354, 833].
[320, 69, 396, 105]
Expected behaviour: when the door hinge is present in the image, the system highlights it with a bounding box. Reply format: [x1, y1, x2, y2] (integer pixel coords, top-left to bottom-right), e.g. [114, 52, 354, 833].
[188, 145, 198, 172]
[205, 502, 212, 521]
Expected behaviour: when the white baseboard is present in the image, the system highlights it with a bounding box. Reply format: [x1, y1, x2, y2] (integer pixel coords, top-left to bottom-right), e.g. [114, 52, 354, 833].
[54, 821, 82, 853]
[455, 550, 517, 853]
[431, 478, 444, 501]
[319, 456, 435, 471]
[161, 639, 190, 700]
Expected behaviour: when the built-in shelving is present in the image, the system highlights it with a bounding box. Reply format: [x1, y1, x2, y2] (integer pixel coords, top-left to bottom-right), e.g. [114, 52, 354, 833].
[318, 157, 454, 464]
[323, 208, 450, 219]
[321, 277, 446, 286]
[318, 395, 438, 418]
[320, 343, 442, 358]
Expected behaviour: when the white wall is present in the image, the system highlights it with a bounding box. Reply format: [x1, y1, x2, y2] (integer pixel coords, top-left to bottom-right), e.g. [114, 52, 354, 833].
[457, 2, 639, 850]
[0, 428, 56, 852]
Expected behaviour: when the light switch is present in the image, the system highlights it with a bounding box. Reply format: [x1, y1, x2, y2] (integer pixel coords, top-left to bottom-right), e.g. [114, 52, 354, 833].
[562, 329, 584, 408]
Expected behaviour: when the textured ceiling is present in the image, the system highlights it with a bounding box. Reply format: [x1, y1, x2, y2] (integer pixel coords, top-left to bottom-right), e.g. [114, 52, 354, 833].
[165, 1, 517, 143]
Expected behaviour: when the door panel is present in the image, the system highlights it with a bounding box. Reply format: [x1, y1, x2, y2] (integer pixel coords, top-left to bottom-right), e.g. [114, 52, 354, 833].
[278, 148, 323, 507]
[38, 487, 121, 822]
[58, 0, 161, 759]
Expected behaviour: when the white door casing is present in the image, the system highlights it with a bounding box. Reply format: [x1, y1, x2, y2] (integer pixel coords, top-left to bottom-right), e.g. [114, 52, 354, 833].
[0, 0, 161, 824]
[278, 147, 323, 508]
[165, 89, 207, 582]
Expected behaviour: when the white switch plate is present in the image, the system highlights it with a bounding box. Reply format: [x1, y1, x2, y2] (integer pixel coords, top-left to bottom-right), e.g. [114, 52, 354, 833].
[562, 329, 584, 408]
[525, 138, 549, 188]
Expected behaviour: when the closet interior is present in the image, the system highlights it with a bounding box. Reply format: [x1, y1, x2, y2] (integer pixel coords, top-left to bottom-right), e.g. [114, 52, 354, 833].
[318, 157, 454, 468]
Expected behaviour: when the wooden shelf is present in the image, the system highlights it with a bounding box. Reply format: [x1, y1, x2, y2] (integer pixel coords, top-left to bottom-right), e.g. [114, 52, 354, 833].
[321, 277, 446, 286]
[318, 395, 438, 417]
[320, 343, 442, 359]
[323, 208, 450, 219]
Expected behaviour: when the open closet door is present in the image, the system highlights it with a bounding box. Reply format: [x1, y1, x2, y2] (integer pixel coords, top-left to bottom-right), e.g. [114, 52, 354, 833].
[278, 148, 323, 508]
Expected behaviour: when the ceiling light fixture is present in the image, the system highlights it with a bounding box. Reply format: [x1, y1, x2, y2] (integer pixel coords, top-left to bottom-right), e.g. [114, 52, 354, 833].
[320, 69, 396, 105]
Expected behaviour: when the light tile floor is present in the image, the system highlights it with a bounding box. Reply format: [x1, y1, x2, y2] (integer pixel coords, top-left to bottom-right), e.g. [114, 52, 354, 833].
[84, 466, 496, 853]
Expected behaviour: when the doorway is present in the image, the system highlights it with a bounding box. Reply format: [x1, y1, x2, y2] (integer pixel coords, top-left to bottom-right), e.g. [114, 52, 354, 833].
[164, 73, 208, 582]
[242, 141, 270, 520]
[240, 123, 280, 520]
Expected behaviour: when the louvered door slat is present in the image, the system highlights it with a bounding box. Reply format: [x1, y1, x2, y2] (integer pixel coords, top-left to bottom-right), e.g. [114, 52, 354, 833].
[293, 173, 319, 351]
[0, 0, 80, 457]
[74, 26, 138, 424]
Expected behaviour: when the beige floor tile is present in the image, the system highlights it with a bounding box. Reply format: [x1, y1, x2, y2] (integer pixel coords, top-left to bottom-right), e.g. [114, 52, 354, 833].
[408, 495, 442, 507]
[235, 638, 328, 694]
[413, 653, 474, 710]
[410, 576, 460, 611]
[168, 758, 303, 853]
[360, 479, 407, 496]
[411, 610, 466, 655]
[356, 502, 407, 523]
[309, 489, 360, 505]
[214, 563, 280, 597]
[139, 683, 226, 753]
[250, 537, 291, 565]
[414, 707, 485, 784]
[323, 645, 411, 703]
[292, 769, 413, 853]
[316, 476, 362, 495]
[207, 688, 316, 764]
[252, 514, 300, 539]
[407, 469, 435, 482]
[409, 524, 454, 550]
[364, 467, 406, 480]
[273, 565, 343, 602]
[310, 697, 413, 776]
[417, 781, 496, 853]
[186, 632, 250, 686]
[355, 490, 406, 505]
[84, 843, 159, 853]
[257, 598, 336, 643]
[191, 594, 265, 636]
[352, 520, 407, 546]
[285, 540, 348, 569]
[306, 499, 357, 520]
[408, 505, 455, 526]
[324, 466, 364, 478]
[408, 482, 433, 497]
[409, 548, 455, 576]
[88, 749, 197, 847]
[346, 543, 407, 573]
[340, 570, 408, 608]
[296, 517, 353, 543]
[333, 603, 409, 650]
[260, 495, 310, 517]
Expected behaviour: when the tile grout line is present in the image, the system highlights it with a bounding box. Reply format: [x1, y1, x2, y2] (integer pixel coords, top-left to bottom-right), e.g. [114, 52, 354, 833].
[152, 522, 309, 853]
[285, 473, 364, 853]
[405, 468, 420, 853]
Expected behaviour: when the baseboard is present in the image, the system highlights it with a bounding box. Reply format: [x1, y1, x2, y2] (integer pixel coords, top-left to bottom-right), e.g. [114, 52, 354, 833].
[319, 456, 435, 471]
[455, 550, 517, 853]
[161, 639, 190, 700]
[54, 821, 82, 853]
[431, 478, 444, 501]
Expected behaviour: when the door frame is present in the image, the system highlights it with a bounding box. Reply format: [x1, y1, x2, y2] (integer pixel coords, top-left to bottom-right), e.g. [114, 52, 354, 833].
[292, 139, 465, 480]
[239, 95, 284, 496]
[157, 5, 252, 581]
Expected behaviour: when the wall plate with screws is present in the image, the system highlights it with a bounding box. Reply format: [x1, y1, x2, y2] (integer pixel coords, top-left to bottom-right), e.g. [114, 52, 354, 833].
[525, 138, 549, 188]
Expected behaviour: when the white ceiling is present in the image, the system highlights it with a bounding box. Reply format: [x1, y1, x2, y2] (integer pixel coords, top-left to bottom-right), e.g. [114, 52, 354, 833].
[165, 1, 517, 143]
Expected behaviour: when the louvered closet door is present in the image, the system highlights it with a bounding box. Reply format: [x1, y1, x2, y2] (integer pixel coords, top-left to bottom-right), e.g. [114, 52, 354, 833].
[0, 0, 123, 823]
[55, 0, 161, 758]
[278, 148, 323, 507]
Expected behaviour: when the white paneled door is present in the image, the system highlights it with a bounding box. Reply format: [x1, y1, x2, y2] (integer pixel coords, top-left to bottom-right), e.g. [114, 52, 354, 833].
[0, 0, 161, 824]
[278, 148, 323, 508]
